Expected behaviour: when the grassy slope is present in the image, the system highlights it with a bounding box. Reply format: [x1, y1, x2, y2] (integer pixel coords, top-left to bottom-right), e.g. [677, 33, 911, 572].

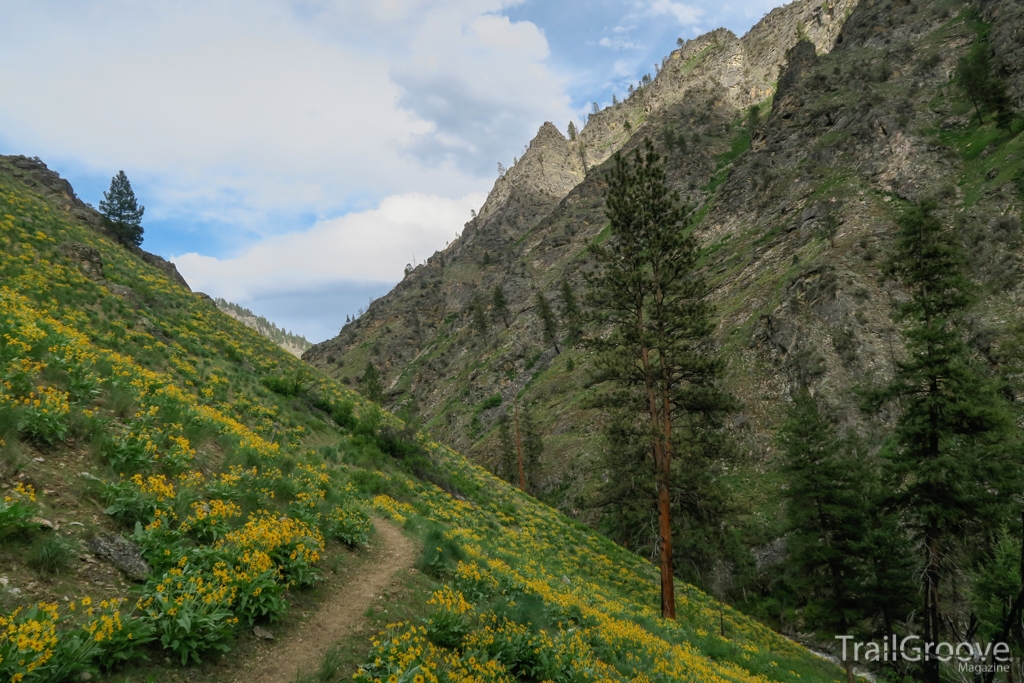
[0, 158, 840, 682]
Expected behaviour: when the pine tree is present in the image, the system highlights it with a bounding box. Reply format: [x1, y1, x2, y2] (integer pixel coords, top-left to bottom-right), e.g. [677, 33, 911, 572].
[360, 362, 383, 404]
[778, 391, 868, 663]
[585, 138, 734, 619]
[956, 42, 1015, 130]
[559, 280, 582, 340]
[99, 170, 145, 247]
[568, 121, 577, 141]
[521, 405, 543, 492]
[535, 292, 560, 354]
[863, 201, 1021, 683]
[496, 415, 518, 484]
[492, 286, 511, 329]
[469, 295, 488, 337]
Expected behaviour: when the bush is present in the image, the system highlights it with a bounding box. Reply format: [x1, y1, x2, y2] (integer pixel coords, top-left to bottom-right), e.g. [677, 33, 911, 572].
[325, 505, 372, 547]
[0, 483, 38, 540]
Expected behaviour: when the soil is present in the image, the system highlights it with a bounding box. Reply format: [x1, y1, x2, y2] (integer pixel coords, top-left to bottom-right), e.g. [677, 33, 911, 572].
[223, 518, 416, 683]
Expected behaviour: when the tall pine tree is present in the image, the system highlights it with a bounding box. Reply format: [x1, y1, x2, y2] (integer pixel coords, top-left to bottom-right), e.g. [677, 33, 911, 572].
[535, 292, 560, 354]
[778, 389, 881, 682]
[863, 201, 1021, 683]
[99, 170, 145, 247]
[586, 138, 733, 619]
[492, 286, 511, 329]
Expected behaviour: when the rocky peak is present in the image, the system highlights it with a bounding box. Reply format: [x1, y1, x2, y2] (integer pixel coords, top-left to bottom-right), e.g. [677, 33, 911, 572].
[475, 121, 583, 226]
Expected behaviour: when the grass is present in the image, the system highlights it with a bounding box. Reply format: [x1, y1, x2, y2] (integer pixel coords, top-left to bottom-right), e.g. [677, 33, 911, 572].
[27, 534, 79, 575]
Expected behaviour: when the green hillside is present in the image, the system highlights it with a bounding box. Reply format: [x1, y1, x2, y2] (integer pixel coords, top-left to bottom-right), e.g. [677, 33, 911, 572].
[0, 159, 840, 681]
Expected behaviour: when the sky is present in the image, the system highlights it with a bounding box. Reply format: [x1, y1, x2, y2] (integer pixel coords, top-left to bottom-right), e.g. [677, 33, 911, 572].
[0, 0, 786, 343]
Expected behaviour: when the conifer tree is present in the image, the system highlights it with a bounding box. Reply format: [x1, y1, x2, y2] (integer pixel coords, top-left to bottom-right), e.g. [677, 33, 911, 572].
[585, 138, 734, 619]
[492, 286, 511, 329]
[497, 415, 518, 483]
[535, 292, 560, 354]
[99, 170, 145, 247]
[778, 389, 870, 680]
[956, 42, 1015, 130]
[360, 362, 383, 404]
[521, 405, 543, 492]
[559, 280, 582, 340]
[863, 201, 1021, 683]
[567, 121, 577, 141]
[469, 295, 488, 337]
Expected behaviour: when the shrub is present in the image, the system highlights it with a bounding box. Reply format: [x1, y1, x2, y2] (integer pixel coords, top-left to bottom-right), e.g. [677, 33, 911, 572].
[325, 505, 372, 547]
[0, 482, 38, 540]
[140, 567, 238, 665]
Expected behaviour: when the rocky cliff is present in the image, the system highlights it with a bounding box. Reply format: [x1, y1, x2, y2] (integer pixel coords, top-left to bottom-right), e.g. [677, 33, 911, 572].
[305, 0, 1024, 527]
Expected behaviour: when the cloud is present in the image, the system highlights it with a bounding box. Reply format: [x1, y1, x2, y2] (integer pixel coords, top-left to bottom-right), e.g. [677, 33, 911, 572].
[647, 0, 705, 26]
[0, 0, 571, 241]
[173, 191, 486, 303]
[598, 36, 642, 50]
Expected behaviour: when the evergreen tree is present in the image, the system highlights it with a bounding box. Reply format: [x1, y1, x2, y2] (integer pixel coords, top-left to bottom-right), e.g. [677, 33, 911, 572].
[496, 415, 518, 484]
[956, 42, 1015, 130]
[99, 170, 145, 247]
[863, 201, 1021, 683]
[568, 121, 577, 141]
[778, 390, 871, 679]
[585, 138, 734, 619]
[492, 286, 511, 329]
[535, 292, 560, 354]
[469, 295, 488, 337]
[559, 280, 582, 340]
[360, 362, 384, 404]
[521, 405, 543, 492]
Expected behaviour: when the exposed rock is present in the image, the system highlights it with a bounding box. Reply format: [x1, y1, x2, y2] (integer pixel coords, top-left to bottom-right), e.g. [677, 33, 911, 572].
[86, 533, 151, 582]
[136, 249, 192, 292]
[106, 283, 140, 308]
[253, 626, 275, 640]
[58, 242, 105, 280]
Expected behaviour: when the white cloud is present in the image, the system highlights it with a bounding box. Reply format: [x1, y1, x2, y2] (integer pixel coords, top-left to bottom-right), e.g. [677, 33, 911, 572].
[173, 191, 486, 301]
[0, 0, 572, 237]
[647, 0, 705, 26]
[598, 37, 642, 50]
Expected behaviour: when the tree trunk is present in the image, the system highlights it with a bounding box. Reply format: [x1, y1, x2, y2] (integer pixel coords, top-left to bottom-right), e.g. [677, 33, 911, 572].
[658, 469, 676, 619]
[514, 402, 525, 492]
[923, 528, 941, 683]
[845, 659, 856, 683]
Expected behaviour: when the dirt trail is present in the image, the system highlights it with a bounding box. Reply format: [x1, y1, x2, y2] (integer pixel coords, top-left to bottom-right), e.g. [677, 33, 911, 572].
[229, 518, 416, 683]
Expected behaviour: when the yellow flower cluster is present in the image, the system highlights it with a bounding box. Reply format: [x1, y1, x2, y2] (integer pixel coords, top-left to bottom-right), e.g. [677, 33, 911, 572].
[372, 495, 417, 524]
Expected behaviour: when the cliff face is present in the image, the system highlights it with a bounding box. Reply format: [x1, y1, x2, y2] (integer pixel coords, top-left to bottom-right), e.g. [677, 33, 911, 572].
[305, 0, 1024, 521]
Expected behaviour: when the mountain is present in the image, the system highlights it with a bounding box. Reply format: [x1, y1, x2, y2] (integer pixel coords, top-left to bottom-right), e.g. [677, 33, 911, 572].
[0, 156, 841, 681]
[303, 0, 1024, 621]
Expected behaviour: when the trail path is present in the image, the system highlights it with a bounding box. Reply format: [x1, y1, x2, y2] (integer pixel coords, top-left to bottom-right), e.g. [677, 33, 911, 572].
[228, 518, 416, 683]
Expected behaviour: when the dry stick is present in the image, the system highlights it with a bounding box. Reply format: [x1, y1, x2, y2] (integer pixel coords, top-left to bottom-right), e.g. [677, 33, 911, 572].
[514, 401, 525, 492]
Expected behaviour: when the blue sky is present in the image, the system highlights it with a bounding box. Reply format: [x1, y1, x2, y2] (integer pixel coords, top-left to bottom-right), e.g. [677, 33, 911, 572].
[0, 0, 785, 343]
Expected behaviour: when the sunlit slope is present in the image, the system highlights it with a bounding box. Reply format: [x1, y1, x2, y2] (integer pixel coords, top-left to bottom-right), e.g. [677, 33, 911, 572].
[0, 158, 840, 682]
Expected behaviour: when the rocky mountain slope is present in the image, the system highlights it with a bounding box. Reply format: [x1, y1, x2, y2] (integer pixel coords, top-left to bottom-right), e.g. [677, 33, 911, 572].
[304, 0, 1024, 553]
[214, 297, 312, 358]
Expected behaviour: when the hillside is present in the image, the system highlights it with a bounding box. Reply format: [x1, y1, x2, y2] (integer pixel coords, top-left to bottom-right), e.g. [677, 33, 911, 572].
[214, 298, 312, 358]
[0, 158, 841, 680]
[303, 0, 1024, 623]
